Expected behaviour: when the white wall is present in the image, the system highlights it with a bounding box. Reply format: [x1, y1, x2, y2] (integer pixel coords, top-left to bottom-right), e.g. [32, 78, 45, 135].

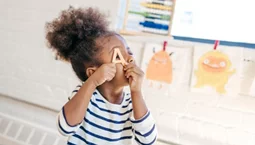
[125, 38, 255, 145]
[0, 0, 120, 110]
[1, 0, 255, 145]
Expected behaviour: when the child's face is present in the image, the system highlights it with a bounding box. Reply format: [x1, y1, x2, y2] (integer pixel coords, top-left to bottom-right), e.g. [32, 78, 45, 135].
[96, 34, 133, 86]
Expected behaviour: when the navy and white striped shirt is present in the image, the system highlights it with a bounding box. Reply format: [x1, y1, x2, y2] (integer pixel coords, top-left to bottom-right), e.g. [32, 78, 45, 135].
[57, 85, 157, 145]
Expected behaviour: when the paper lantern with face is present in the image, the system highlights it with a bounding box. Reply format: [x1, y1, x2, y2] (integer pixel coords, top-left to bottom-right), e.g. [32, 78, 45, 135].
[194, 50, 236, 94]
[146, 48, 173, 84]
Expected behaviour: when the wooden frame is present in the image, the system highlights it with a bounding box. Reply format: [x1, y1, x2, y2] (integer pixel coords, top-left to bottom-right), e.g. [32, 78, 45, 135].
[119, 0, 176, 37]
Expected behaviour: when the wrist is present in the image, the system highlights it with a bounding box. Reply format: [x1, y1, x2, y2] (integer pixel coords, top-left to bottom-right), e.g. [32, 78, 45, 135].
[130, 87, 142, 94]
[131, 90, 143, 98]
[86, 76, 98, 89]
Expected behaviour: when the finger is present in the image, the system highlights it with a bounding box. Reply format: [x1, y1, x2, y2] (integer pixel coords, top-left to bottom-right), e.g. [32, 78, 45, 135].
[125, 68, 138, 75]
[107, 75, 115, 81]
[125, 66, 143, 75]
[109, 63, 117, 68]
[106, 76, 114, 82]
[136, 68, 144, 75]
[107, 70, 115, 76]
[125, 67, 134, 73]
[108, 69, 116, 76]
[125, 71, 137, 79]
[102, 64, 114, 72]
[110, 70, 117, 76]
[108, 66, 117, 72]
[124, 63, 135, 71]
[106, 67, 116, 76]
[106, 72, 115, 81]
[108, 65, 117, 72]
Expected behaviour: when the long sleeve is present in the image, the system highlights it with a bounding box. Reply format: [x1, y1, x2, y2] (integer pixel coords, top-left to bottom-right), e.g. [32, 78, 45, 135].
[56, 85, 82, 136]
[130, 111, 158, 145]
[57, 107, 82, 136]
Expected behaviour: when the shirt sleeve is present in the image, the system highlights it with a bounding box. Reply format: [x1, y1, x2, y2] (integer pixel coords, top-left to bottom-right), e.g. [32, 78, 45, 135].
[130, 111, 158, 145]
[56, 85, 82, 136]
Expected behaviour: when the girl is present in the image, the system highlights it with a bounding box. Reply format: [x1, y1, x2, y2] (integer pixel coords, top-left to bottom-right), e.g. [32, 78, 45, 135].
[45, 6, 157, 145]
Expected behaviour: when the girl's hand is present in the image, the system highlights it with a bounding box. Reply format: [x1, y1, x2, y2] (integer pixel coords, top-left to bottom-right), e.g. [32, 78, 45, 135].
[124, 62, 144, 93]
[90, 63, 117, 87]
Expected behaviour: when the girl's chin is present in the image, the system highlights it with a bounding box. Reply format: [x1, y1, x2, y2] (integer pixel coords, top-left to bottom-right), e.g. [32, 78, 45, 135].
[113, 76, 129, 87]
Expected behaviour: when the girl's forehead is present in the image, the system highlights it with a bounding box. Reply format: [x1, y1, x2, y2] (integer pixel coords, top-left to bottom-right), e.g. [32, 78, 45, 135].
[97, 35, 127, 49]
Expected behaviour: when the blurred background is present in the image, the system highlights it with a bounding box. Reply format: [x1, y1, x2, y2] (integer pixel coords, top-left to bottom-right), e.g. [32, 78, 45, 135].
[0, 0, 255, 145]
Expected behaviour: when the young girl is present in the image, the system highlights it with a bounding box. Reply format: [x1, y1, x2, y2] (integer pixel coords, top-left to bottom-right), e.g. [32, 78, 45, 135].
[45, 6, 157, 145]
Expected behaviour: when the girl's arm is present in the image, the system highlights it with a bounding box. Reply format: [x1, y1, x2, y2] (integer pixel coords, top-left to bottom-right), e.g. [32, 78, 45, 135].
[130, 89, 157, 145]
[57, 63, 117, 136]
[124, 62, 148, 119]
[57, 77, 96, 136]
[63, 78, 97, 126]
[130, 91, 148, 120]
[124, 63, 158, 144]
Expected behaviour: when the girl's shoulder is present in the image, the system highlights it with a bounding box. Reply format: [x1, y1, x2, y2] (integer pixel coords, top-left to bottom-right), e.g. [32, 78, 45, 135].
[68, 83, 98, 101]
[68, 84, 82, 100]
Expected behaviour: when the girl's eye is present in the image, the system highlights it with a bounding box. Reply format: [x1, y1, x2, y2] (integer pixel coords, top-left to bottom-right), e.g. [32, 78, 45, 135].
[127, 47, 133, 55]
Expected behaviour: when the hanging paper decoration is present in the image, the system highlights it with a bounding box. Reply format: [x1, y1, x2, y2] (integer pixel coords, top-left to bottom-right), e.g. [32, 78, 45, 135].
[146, 41, 173, 84]
[191, 41, 243, 95]
[141, 41, 191, 93]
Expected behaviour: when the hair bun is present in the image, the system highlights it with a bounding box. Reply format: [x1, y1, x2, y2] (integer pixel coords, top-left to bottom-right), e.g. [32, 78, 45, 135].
[45, 6, 109, 61]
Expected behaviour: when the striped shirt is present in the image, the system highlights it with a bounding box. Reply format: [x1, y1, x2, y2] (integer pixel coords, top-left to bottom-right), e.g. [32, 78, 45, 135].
[57, 85, 157, 145]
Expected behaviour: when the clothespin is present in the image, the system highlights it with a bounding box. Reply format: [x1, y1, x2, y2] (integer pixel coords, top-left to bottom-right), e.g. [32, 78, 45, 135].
[213, 40, 220, 50]
[163, 41, 167, 51]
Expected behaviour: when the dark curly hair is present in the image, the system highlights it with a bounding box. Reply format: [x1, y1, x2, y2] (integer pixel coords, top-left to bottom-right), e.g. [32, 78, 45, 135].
[45, 6, 113, 81]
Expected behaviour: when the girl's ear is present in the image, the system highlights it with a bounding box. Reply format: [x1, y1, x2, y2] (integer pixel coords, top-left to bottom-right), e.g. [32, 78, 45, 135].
[86, 67, 97, 77]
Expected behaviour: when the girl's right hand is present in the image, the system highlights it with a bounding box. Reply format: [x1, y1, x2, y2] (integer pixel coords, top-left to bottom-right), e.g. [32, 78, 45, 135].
[90, 63, 117, 87]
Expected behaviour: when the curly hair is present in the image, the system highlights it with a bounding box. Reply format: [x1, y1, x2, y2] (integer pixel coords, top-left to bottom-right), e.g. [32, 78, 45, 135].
[45, 6, 112, 81]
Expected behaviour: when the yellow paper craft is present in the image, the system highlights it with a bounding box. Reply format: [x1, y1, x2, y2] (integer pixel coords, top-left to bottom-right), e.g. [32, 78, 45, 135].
[194, 50, 236, 94]
[146, 50, 173, 84]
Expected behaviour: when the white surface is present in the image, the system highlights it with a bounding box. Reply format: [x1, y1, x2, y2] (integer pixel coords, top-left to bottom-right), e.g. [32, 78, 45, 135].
[250, 77, 255, 96]
[0, 0, 120, 111]
[240, 48, 255, 95]
[171, 0, 255, 43]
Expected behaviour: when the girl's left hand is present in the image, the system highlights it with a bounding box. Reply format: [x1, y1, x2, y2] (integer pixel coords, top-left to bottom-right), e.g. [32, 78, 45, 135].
[124, 62, 144, 93]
